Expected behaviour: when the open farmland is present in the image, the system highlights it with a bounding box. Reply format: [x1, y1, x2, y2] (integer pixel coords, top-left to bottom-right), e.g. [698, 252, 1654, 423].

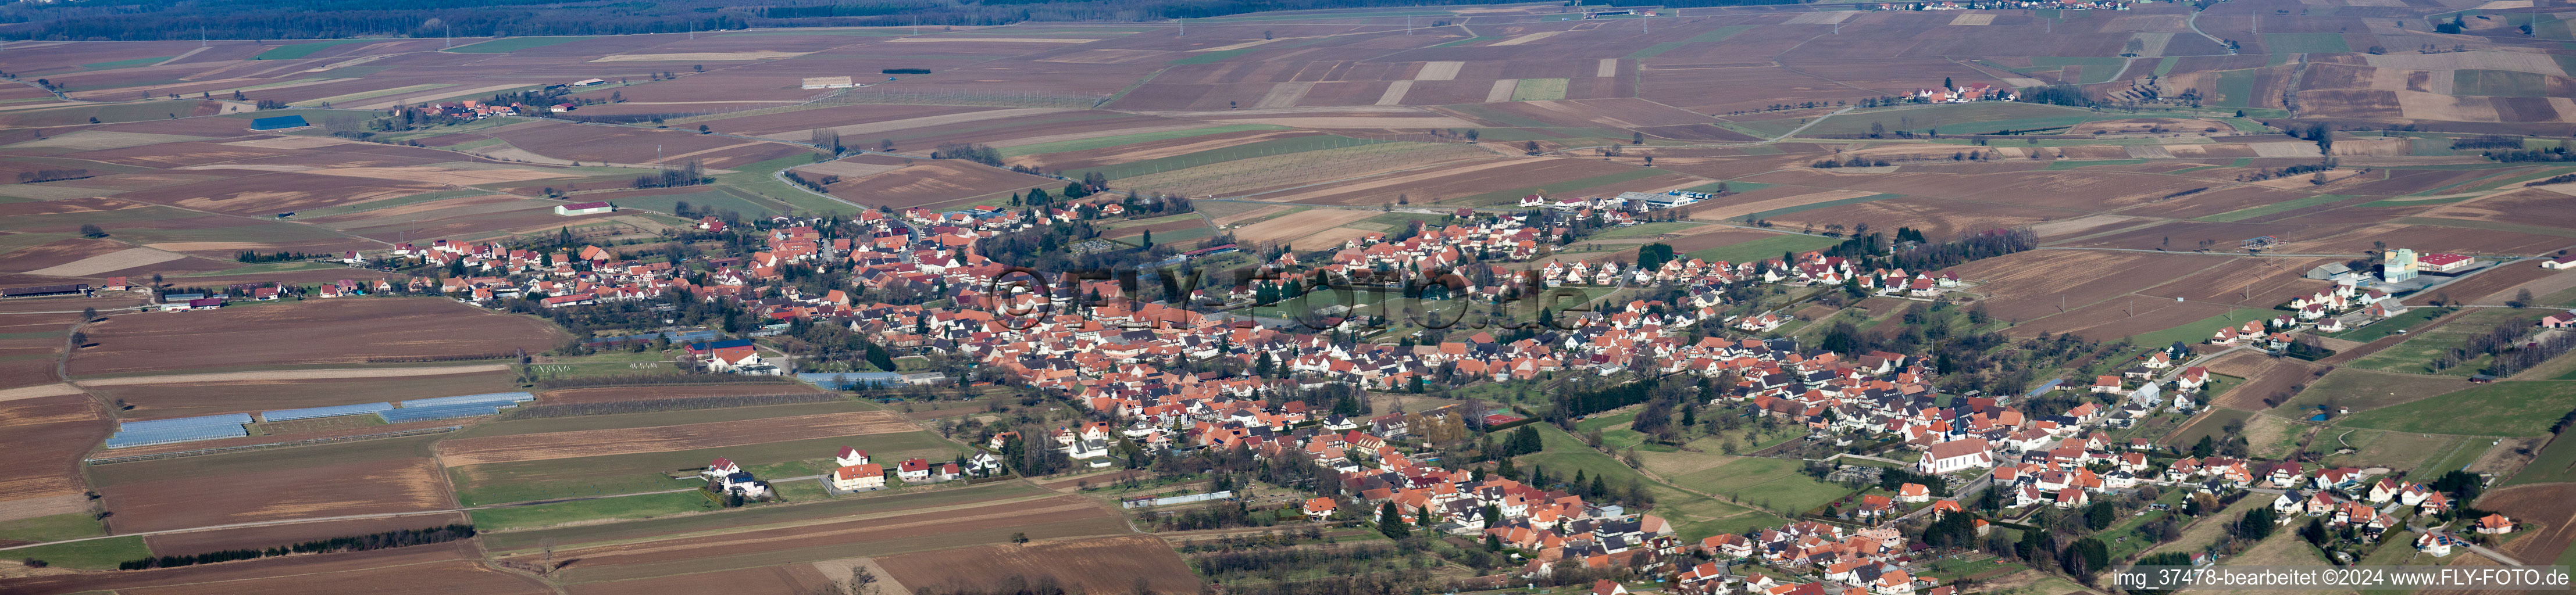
[875, 535, 1199, 595]
[0, 395, 108, 501]
[1948, 250, 2230, 325]
[521, 494, 1131, 583]
[820, 156, 1065, 209]
[84, 368, 519, 417]
[436, 411, 916, 465]
[9, 3, 2576, 593]
[67, 298, 569, 377]
[98, 456, 454, 533]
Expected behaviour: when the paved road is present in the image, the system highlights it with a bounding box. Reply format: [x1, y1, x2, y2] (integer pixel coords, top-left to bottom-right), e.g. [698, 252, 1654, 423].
[0, 472, 833, 553]
[2186, 8, 2233, 53]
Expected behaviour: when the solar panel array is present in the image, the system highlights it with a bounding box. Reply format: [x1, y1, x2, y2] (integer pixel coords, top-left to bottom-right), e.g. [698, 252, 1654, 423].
[104, 414, 253, 449]
[378, 403, 505, 423]
[398, 392, 533, 408]
[262, 402, 394, 422]
[376, 392, 533, 423]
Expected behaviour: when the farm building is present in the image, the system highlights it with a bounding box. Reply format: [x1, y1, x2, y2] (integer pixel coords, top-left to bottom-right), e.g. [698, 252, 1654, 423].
[555, 201, 615, 216]
[2545, 255, 2576, 270]
[686, 338, 778, 374]
[1, 283, 91, 299]
[801, 76, 859, 89]
[2416, 253, 2474, 273]
[832, 463, 886, 492]
[249, 114, 309, 130]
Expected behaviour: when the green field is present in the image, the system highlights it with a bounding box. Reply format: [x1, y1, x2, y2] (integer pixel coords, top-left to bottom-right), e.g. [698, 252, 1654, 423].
[2127, 307, 2276, 349]
[255, 39, 383, 60]
[1587, 221, 1707, 239]
[83, 56, 170, 70]
[610, 187, 800, 219]
[1515, 424, 1779, 540]
[2326, 306, 2449, 342]
[2453, 69, 2549, 97]
[2214, 70, 2257, 109]
[481, 482, 1047, 557]
[1682, 234, 1843, 264]
[2195, 194, 2353, 223]
[1443, 168, 1670, 207]
[449, 431, 959, 506]
[0, 513, 106, 543]
[6, 536, 151, 569]
[998, 124, 1287, 157]
[1510, 78, 1570, 102]
[2506, 435, 2576, 486]
[2336, 381, 2576, 436]
[2349, 308, 2542, 375]
[445, 36, 598, 53]
[1063, 134, 1389, 181]
[2263, 33, 2351, 54]
[1671, 457, 1856, 515]
[469, 490, 718, 531]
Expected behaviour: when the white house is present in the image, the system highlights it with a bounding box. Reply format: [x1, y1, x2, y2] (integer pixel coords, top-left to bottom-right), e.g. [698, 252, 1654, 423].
[835, 447, 870, 467]
[715, 471, 768, 499]
[1917, 438, 1993, 474]
[897, 458, 933, 482]
[832, 463, 886, 492]
[701, 457, 740, 479]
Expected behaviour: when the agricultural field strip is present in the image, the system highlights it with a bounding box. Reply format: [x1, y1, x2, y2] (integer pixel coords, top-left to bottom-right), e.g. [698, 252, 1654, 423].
[434, 411, 918, 465]
[503, 492, 1089, 554]
[2, 460, 1030, 554]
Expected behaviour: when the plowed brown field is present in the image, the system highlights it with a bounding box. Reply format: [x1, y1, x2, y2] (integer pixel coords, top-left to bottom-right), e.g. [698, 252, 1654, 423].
[67, 298, 569, 377]
[101, 457, 453, 533]
[877, 535, 1200, 594]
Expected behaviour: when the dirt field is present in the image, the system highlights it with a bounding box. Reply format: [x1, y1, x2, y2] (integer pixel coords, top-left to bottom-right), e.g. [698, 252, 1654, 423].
[67, 298, 569, 377]
[435, 411, 915, 466]
[1230, 209, 1378, 244]
[144, 512, 469, 557]
[2406, 263, 2553, 307]
[0, 395, 108, 499]
[2138, 256, 2343, 308]
[565, 564, 840, 595]
[1950, 250, 2231, 323]
[875, 535, 1200, 594]
[2203, 350, 2328, 410]
[101, 457, 454, 533]
[0, 542, 541, 595]
[2010, 294, 2238, 340]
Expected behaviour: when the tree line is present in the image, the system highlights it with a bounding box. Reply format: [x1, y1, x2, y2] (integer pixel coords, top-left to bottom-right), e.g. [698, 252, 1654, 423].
[113, 524, 475, 570]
